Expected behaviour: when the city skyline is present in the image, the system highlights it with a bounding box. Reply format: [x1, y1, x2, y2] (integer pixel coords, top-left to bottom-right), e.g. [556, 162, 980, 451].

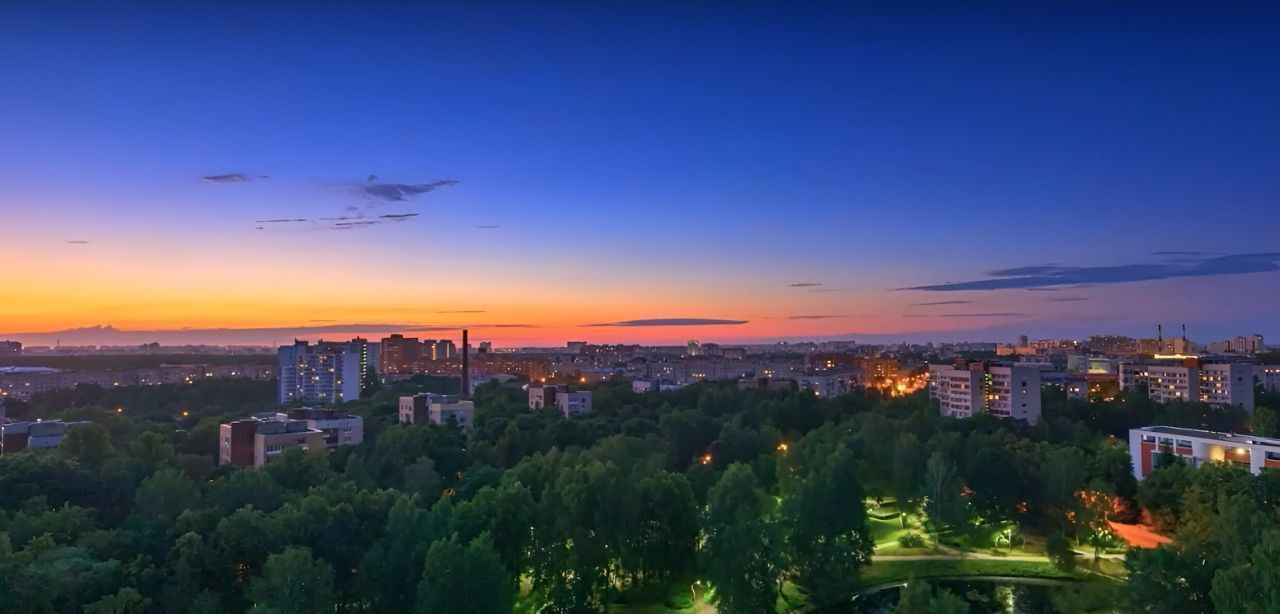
[3, 4, 1278, 346]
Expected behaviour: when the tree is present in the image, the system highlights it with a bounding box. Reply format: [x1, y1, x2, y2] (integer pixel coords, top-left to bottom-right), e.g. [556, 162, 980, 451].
[128, 431, 175, 475]
[893, 579, 968, 614]
[1210, 529, 1280, 613]
[58, 423, 115, 469]
[415, 534, 513, 614]
[84, 587, 151, 614]
[1251, 406, 1278, 438]
[1124, 545, 1215, 613]
[247, 547, 334, 614]
[702, 463, 780, 614]
[780, 444, 873, 601]
[889, 433, 924, 527]
[1046, 531, 1076, 572]
[135, 468, 201, 520]
[922, 452, 961, 547]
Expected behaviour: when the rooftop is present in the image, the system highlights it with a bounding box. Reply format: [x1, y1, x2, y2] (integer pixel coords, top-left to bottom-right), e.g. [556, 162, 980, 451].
[1136, 425, 1280, 448]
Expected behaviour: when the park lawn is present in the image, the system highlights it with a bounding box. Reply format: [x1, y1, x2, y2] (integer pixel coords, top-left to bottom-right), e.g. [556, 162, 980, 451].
[869, 516, 910, 544]
[855, 558, 1080, 590]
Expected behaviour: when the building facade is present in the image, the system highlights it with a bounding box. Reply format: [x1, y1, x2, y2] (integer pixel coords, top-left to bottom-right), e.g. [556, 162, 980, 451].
[0, 420, 83, 455]
[1129, 425, 1280, 480]
[398, 393, 476, 428]
[928, 362, 1042, 423]
[277, 340, 363, 406]
[219, 416, 327, 468]
[1120, 359, 1255, 412]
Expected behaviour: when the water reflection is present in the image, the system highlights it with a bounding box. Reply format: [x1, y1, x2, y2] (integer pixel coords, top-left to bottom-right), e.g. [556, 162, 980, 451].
[820, 579, 1076, 613]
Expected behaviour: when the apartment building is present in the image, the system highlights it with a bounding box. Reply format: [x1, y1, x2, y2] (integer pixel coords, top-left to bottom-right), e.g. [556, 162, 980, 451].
[398, 393, 475, 428]
[928, 362, 1042, 423]
[1129, 425, 1280, 480]
[1120, 359, 1255, 412]
[797, 371, 858, 398]
[527, 385, 593, 417]
[277, 340, 363, 405]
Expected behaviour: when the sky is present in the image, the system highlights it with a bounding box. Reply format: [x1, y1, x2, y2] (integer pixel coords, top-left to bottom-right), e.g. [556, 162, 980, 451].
[1, 2, 1278, 347]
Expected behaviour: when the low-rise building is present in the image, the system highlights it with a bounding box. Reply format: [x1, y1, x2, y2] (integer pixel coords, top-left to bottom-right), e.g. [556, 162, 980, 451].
[219, 416, 326, 468]
[0, 419, 84, 455]
[556, 390, 593, 416]
[1129, 425, 1280, 480]
[797, 370, 857, 398]
[399, 394, 475, 428]
[280, 407, 364, 448]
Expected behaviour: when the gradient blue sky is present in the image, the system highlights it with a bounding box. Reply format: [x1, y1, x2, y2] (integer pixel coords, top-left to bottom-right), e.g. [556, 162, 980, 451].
[1, 2, 1277, 346]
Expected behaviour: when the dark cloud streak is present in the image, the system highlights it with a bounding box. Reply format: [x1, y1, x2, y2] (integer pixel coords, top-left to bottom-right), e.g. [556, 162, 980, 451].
[585, 318, 748, 327]
[904, 253, 1280, 291]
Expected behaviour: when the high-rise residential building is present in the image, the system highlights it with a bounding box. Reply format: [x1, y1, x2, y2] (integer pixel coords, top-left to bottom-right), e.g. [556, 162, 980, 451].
[1120, 359, 1255, 412]
[478, 341, 493, 354]
[277, 340, 363, 406]
[398, 393, 475, 428]
[432, 339, 457, 361]
[928, 361, 1041, 423]
[0, 341, 21, 356]
[1260, 365, 1280, 395]
[380, 334, 422, 374]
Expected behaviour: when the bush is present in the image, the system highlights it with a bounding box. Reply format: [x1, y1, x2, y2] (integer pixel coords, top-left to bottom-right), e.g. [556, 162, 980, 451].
[663, 584, 695, 609]
[898, 533, 926, 548]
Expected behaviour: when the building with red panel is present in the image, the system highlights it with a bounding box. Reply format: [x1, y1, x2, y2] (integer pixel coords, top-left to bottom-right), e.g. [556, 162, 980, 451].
[1129, 425, 1280, 480]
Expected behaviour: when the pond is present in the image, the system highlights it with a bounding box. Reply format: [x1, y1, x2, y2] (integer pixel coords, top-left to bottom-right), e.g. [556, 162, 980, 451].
[817, 577, 1085, 613]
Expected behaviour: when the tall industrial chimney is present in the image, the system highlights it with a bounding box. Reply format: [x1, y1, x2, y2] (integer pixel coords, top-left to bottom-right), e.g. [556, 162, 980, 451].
[461, 329, 470, 398]
[1157, 324, 1163, 342]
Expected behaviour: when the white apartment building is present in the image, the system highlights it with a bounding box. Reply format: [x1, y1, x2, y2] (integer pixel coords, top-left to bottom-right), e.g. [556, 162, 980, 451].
[1258, 365, 1280, 395]
[1120, 360, 1255, 412]
[556, 390, 593, 416]
[929, 362, 1042, 423]
[277, 341, 363, 406]
[1129, 425, 1280, 480]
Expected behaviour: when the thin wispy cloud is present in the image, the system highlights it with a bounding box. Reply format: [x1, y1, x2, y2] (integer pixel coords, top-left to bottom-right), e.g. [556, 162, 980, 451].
[437, 310, 487, 314]
[0, 322, 534, 346]
[902, 253, 1280, 292]
[1049, 297, 1090, 302]
[255, 212, 420, 231]
[202, 173, 268, 182]
[789, 315, 863, 320]
[585, 318, 748, 327]
[789, 282, 823, 287]
[909, 300, 973, 306]
[476, 225, 500, 229]
[902, 312, 1025, 318]
[66, 240, 91, 244]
